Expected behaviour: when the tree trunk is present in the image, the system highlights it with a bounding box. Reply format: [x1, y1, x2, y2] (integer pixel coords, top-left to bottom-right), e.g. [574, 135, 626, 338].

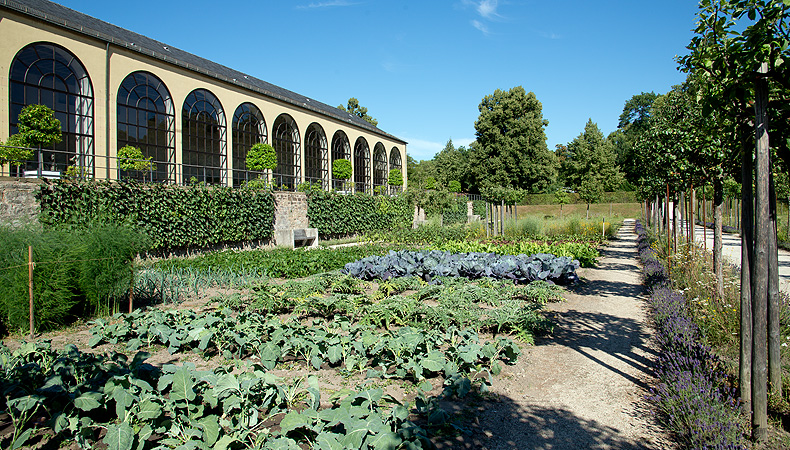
[673, 195, 680, 255]
[768, 169, 781, 400]
[586, 203, 590, 220]
[752, 62, 770, 442]
[690, 187, 696, 244]
[713, 178, 724, 299]
[740, 137, 753, 412]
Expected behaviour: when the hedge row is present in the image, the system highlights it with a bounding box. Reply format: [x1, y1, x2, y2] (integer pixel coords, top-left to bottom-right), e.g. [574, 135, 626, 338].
[37, 180, 275, 250]
[521, 191, 637, 205]
[306, 190, 412, 237]
[442, 197, 468, 225]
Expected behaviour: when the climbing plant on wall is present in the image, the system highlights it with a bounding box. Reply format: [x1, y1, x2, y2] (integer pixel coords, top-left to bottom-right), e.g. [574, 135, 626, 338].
[37, 180, 275, 250]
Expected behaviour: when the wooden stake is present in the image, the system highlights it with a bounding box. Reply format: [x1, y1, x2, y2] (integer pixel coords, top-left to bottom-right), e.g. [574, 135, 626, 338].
[28, 245, 34, 338]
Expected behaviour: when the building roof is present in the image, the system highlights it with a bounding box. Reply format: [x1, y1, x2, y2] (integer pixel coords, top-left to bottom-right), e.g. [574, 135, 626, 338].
[0, 0, 406, 144]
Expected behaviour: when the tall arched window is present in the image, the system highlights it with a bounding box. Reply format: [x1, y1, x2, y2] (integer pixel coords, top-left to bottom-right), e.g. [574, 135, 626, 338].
[9, 42, 94, 176]
[117, 71, 174, 182]
[331, 130, 350, 190]
[182, 89, 226, 185]
[232, 102, 266, 187]
[304, 123, 327, 188]
[353, 137, 370, 193]
[373, 143, 387, 193]
[390, 147, 403, 193]
[272, 114, 300, 189]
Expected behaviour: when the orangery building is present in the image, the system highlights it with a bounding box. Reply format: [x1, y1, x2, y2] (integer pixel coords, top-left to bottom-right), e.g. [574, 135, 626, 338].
[0, 0, 407, 192]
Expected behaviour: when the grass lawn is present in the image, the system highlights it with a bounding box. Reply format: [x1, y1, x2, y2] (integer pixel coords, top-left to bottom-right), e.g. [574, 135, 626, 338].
[516, 202, 642, 220]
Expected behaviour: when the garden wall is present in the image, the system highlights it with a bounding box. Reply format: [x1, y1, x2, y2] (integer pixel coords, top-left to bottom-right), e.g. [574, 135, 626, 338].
[0, 177, 41, 227]
[0, 179, 312, 247]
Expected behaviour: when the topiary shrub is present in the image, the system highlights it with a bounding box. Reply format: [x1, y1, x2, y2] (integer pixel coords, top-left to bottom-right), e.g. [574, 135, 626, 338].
[388, 168, 403, 187]
[332, 159, 352, 181]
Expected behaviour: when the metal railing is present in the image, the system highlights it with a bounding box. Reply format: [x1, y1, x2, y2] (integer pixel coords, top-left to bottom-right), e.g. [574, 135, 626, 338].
[0, 145, 405, 195]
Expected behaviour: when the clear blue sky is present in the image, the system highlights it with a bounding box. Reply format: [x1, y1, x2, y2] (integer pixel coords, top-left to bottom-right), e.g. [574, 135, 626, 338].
[57, 0, 700, 161]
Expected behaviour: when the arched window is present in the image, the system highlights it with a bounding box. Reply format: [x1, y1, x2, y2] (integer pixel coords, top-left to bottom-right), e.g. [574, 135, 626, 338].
[373, 143, 387, 193]
[330, 130, 350, 190]
[9, 42, 94, 176]
[182, 89, 226, 185]
[390, 147, 403, 193]
[304, 123, 327, 188]
[353, 137, 370, 194]
[117, 71, 174, 182]
[232, 102, 266, 187]
[272, 114, 300, 189]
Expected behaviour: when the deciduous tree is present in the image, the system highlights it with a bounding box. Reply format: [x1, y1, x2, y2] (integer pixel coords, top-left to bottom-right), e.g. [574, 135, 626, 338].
[472, 86, 557, 193]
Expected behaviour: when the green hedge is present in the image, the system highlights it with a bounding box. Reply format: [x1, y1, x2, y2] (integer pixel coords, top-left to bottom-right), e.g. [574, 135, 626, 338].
[442, 197, 468, 225]
[37, 180, 275, 250]
[472, 200, 487, 217]
[306, 191, 412, 237]
[520, 191, 636, 205]
[0, 225, 149, 333]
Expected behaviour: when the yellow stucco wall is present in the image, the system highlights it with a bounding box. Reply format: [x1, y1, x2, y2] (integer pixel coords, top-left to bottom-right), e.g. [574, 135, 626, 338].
[0, 10, 407, 189]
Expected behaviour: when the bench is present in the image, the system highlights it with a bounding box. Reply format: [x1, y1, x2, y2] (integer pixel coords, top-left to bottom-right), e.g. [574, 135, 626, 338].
[274, 228, 319, 249]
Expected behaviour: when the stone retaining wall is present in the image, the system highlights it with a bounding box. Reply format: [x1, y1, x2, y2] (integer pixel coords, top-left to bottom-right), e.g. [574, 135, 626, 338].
[0, 177, 41, 227]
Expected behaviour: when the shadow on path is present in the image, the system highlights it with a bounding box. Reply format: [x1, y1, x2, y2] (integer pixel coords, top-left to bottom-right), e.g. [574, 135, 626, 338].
[434, 400, 657, 450]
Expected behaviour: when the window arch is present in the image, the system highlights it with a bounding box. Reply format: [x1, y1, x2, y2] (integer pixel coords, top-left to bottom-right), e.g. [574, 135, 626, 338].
[304, 123, 327, 188]
[232, 102, 266, 187]
[117, 71, 174, 182]
[9, 42, 94, 176]
[353, 137, 370, 194]
[389, 147, 403, 193]
[272, 114, 301, 189]
[182, 89, 226, 185]
[330, 130, 351, 190]
[373, 143, 387, 193]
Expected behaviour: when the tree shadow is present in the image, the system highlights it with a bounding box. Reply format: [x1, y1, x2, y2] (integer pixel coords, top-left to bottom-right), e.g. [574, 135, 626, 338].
[433, 400, 661, 450]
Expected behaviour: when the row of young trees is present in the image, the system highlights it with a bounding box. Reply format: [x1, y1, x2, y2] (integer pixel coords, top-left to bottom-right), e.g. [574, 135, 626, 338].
[621, 0, 789, 441]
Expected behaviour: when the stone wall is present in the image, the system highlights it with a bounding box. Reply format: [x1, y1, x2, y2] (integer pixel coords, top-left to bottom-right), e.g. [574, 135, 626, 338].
[0, 178, 41, 227]
[0, 181, 315, 247]
[273, 191, 309, 231]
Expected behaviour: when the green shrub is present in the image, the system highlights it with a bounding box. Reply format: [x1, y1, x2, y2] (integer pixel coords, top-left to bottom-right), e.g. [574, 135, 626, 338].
[332, 158, 352, 180]
[306, 190, 412, 238]
[388, 168, 403, 186]
[442, 196, 468, 226]
[0, 224, 149, 333]
[37, 180, 275, 251]
[246, 143, 277, 172]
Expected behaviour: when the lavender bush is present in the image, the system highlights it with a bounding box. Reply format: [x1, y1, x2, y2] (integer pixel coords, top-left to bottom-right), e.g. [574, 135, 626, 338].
[636, 221, 747, 449]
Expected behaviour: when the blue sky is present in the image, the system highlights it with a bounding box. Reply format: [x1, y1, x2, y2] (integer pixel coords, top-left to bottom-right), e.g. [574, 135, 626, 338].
[57, 0, 700, 161]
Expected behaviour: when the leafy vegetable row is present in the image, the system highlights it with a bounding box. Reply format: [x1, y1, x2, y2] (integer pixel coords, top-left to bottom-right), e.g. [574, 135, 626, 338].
[221, 274, 560, 340]
[88, 309, 520, 382]
[0, 341, 436, 450]
[431, 239, 599, 267]
[343, 250, 581, 285]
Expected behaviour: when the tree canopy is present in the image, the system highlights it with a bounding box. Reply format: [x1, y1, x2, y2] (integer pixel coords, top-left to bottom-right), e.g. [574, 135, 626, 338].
[338, 97, 378, 127]
[472, 86, 557, 193]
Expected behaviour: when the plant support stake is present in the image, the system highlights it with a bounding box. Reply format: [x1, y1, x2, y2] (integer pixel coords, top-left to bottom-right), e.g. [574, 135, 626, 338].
[28, 245, 34, 338]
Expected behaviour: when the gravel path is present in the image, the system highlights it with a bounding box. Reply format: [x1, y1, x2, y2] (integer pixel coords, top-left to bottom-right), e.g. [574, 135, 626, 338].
[440, 219, 673, 450]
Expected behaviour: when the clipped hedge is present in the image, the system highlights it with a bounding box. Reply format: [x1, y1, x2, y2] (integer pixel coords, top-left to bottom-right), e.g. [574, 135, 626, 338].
[37, 180, 275, 250]
[521, 191, 637, 205]
[442, 196, 468, 225]
[306, 190, 412, 238]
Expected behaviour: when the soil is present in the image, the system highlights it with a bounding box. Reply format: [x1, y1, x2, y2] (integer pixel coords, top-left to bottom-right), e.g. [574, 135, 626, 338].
[1, 219, 674, 449]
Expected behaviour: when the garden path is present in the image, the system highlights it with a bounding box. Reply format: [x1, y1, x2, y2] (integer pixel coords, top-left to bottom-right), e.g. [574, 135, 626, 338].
[690, 223, 790, 291]
[438, 219, 673, 450]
